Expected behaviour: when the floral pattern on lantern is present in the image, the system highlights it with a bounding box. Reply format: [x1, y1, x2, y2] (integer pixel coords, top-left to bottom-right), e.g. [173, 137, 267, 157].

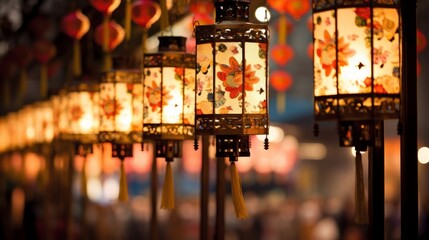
[99, 70, 143, 143]
[313, 3, 400, 120]
[143, 37, 195, 140]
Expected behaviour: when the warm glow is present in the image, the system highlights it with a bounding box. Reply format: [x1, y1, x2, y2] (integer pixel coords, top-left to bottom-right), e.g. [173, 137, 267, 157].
[299, 143, 328, 160]
[256, 125, 284, 143]
[255, 7, 271, 23]
[162, 90, 183, 124]
[418, 147, 429, 164]
[79, 114, 94, 133]
[87, 177, 103, 201]
[24, 152, 42, 181]
[182, 140, 202, 174]
[351, 147, 366, 157]
[103, 177, 119, 201]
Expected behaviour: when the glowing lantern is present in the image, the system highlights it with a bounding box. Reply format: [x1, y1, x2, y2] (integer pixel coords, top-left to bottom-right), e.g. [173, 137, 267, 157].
[271, 44, 294, 66]
[131, 0, 161, 29]
[195, 0, 269, 220]
[94, 20, 125, 70]
[143, 36, 195, 209]
[90, 0, 120, 15]
[313, 0, 401, 224]
[61, 10, 90, 77]
[98, 60, 144, 202]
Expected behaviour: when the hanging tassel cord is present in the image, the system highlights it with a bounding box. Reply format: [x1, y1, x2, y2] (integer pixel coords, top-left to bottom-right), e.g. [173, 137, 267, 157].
[354, 150, 369, 224]
[73, 40, 82, 78]
[118, 158, 129, 202]
[81, 155, 88, 199]
[40, 64, 48, 99]
[161, 159, 175, 209]
[230, 158, 248, 220]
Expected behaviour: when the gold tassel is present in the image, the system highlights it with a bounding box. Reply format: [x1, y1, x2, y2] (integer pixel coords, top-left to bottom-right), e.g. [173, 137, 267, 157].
[81, 156, 88, 198]
[354, 150, 368, 224]
[73, 40, 82, 77]
[278, 14, 287, 44]
[40, 64, 48, 98]
[102, 16, 112, 71]
[160, 0, 169, 31]
[118, 160, 129, 202]
[161, 161, 175, 209]
[230, 161, 248, 220]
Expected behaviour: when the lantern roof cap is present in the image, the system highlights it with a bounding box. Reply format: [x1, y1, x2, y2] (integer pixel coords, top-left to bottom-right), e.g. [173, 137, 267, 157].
[215, 0, 250, 23]
[157, 36, 187, 52]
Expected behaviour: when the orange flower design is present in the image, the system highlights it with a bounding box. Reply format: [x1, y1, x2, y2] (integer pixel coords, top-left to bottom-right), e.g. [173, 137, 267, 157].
[217, 57, 260, 99]
[316, 30, 356, 76]
[101, 96, 122, 119]
[70, 105, 83, 121]
[145, 81, 172, 111]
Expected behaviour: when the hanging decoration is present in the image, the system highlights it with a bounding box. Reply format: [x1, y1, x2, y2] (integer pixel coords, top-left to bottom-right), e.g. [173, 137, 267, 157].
[33, 39, 56, 99]
[143, 36, 195, 209]
[90, 0, 120, 71]
[313, 0, 401, 224]
[94, 20, 125, 70]
[10, 45, 33, 104]
[131, 0, 161, 51]
[417, 29, 427, 77]
[61, 10, 90, 78]
[195, 0, 269, 219]
[270, 71, 293, 112]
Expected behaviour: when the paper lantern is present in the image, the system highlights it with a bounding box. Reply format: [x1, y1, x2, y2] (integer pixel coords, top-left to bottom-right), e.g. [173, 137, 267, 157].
[131, 0, 161, 29]
[143, 36, 195, 209]
[90, 0, 120, 15]
[313, 0, 401, 224]
[271, 44, 294, 66]
[94, 20, 125, 51]
[195, 0, 269, 220]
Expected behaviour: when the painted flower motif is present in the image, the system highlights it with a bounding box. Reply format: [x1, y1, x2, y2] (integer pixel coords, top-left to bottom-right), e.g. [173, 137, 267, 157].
[258, 43, 267, 59]
[207, 86, 226, 108]
[316, 30, 356, 77]
[373, 46, 389, 66]
[145, 81, 172, 111]
[355, 7, 371, 22]
[196, 100, 212, 114]
[217, 57, 260, 99]
[70, 105, 83, 121]
[101, 96, 122, 119]
[174, 67, 184, 81]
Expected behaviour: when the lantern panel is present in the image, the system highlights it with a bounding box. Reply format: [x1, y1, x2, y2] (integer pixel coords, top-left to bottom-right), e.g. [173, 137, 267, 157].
[195, 23, 269, 136]
[184, 68, 196, 125]
[313, 2, 400, 121]
[99, 70, 143, 143]
[143, 66, 162, 124]
[65, 85, 100, 143]
[313, 10, 336, 97]
[161, 67, 184, 124]
[51, 94, 69, 139]
[196, 43, 215, 115]
[34, 101, 54, 144]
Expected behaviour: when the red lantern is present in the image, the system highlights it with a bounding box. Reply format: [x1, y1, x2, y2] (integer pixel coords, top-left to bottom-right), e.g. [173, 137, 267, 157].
[284, 0, 310, 20]
[417, 29, 427, 53]
[90, 0, 120, 15]
[271, 44, 294, 66]
[268, 0, 288, 14]
[270, 71, 293, 92]
[94, 20, 125, 51]
[33, 39, 56, 64]
[61, 10, 90, 40]
[131, 0, 161, 29]
[190, 1, 214, 15]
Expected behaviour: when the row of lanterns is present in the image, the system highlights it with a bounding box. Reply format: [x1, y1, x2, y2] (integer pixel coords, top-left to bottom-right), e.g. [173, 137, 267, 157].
[0, 0, 270, 220]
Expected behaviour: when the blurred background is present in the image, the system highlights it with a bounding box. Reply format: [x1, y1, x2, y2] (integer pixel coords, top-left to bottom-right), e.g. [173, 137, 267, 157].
[1, 0, 428, 239]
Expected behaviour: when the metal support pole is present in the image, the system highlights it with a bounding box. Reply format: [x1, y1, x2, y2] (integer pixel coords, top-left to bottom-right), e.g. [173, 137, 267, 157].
[214, 157, 225, 240]
[150, 151, 158, 240]
[200, 136, 209, 240]
[400, 0, 418, 239]
[368, 121, 384, 240]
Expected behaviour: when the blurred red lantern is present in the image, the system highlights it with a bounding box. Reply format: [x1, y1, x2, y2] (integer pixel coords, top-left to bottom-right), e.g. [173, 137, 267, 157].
[193, 13, 214, 26]
[268, 0, 288, 14]
[131, 0, 161, 29]
[90, 0, 120, 15]
[61, 10, 90, 40]
[417, 29, 427, 53]
[10, 45, 33, 67]
[284, 0, 310, 20]
[33, 39, 56, 64]
[270, 71, 293, 92]
[190, 1, 214, 15]
[0, 55, 17, 79]
[94, 20, 125, 51]
[271, 44, 294, 66]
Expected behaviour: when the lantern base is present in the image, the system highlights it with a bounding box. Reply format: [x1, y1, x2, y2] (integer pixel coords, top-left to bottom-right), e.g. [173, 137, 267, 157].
[154, 140, 182, 161]
[112, 143, 133, 160]
[75, 143, 93, 156]
[215, 135, 250, 159]
[338, 121, 383, 151]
